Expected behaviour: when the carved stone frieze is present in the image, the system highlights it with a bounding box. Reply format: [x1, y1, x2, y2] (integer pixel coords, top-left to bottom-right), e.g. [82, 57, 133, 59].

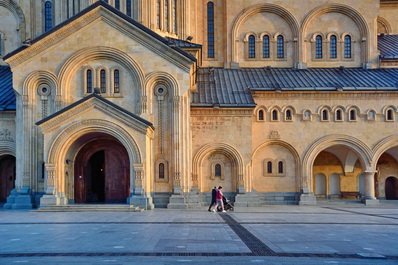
[0, 129, 14, 142]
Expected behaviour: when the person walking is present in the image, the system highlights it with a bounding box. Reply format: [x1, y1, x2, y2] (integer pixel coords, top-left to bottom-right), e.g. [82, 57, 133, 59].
[212, 186, 226, 212]
[208, 186, 217, 212]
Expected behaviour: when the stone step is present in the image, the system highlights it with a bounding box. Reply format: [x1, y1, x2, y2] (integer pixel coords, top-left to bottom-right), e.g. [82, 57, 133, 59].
[262, 201, 298, 205]
[34, 204, 144, 212]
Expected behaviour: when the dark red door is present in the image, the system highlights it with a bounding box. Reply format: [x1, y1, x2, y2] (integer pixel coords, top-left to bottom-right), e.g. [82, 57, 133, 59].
[74, 137, 129, 203]
[0, 155, 15, 202]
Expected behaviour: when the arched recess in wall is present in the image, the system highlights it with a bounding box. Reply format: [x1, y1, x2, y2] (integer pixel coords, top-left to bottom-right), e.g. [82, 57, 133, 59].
[22, 70, 57, 104]
[192, 143, 245, 192]
[301, 4, 370, 64]
[46, 119, 142, 194]
[251, 140, 301, 191]
[372, 135, 398, 169]
[230, 4, 300, 64]
[377, 16, 392, 35]
[302, 134, 372, 193]
[57, 46, 145, 108]
[0, 0, 26, 43]
[144, 71, 179, 114]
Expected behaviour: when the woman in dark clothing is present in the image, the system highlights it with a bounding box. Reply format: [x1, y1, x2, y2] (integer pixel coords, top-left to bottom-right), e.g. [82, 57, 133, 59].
[208, 186, 217, 211]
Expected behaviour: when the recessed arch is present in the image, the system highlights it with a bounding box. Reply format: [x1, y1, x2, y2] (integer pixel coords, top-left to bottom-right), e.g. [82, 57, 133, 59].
[377, 16, 392, 35]
[0, 0, 26, 42]
[22, 70, 57, 103]
[231, 3, 300, 63]
[373, 135, 398, 167]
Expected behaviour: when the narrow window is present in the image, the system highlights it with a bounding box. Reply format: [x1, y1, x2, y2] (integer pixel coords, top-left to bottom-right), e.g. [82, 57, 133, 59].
[100, 69, 106, 93]
[286, 110, 292, 120]
[159, 163, 165, 179]
[164, 0, 169, 32]
[267, 161, 272, 174]
[173, 0, 177, 33]
[86, 69, 92, 93]
[263, 35, 270, 58]
[330, 35, 337, 58]
[350, 109, 356, 121]
[272, 110, 278, 121]
[336, 109, 342, 121]
[322, 110, 328, 121]
[248, 35, 256, 58]
[156, 0, 161, 29]
[207, 2, 215, 58]
[67, 0, 70, 18]
[44, 1, 53, 32]
[278, 161, 283, 174]
[114, 70, 120, 93]
[215, 164, 221, 177]
[316, 35, 322, 59]
[258, 110, 264, 121]
[277, 35, 284, 58]
[127, 0, 132, 17]
[115, 0, 120, 10]
[387, 109, 393, 121]
[344, 35, 352, 58]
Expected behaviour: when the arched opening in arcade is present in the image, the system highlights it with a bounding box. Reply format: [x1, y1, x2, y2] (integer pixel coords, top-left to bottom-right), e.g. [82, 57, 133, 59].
[67, 132, 130, 204]
[0, 155, 15, 202]
[312, 146, 365, 200]
[375, 147, 398, 200]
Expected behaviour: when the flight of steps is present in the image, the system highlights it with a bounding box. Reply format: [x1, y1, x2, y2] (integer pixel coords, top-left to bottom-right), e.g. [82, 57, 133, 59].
[34, 204, 144, 212]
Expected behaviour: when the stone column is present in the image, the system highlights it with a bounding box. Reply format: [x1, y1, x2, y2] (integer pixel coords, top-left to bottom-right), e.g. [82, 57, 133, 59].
[128, 163, 154, 209]
[363, 171, 379, 205]
[39, 164, 61, 207]
[299, 174, 317, 206]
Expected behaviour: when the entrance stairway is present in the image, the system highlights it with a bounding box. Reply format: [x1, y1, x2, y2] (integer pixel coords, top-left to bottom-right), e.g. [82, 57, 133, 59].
[34, 204, 144, 212]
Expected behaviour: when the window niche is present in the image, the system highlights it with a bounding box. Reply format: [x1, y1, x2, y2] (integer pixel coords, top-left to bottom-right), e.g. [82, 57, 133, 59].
[210, 161, 225, 180]
[348, 108, 358, 122]
[367, 110, 376, 121]
[302, 110, 312, 121]
[256, 108, 266, 122]
[335, 109, 343, 122]
[263, 159, 286, 177]
[321, 109, 330, 121]
[155, 159, 169, 182]
[386, 108, 395, 122]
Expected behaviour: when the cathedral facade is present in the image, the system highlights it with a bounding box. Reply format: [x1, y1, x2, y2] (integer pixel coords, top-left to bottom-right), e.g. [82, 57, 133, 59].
[1, 0, 398, 209]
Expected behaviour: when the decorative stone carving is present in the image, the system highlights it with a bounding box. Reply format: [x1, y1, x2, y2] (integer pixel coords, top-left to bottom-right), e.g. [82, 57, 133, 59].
[0, 129, 14, 142]
[269, 131, 281, 139]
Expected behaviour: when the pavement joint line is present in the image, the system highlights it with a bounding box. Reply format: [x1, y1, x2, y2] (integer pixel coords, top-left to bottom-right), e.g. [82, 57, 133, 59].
[323, 207, 398, 221]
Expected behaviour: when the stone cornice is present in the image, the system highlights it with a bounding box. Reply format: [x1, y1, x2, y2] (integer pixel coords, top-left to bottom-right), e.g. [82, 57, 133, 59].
[6, 6, 193, 72]
[38, 97, 151, 135]
[190, 108, 253, 117]
[252, 91, 398, 99]
[0, 111, 16, 121]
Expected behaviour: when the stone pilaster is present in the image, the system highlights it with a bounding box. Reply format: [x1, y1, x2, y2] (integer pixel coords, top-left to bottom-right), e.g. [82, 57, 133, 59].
[128, 163, 154, 209]
[40, 164, 63, 207]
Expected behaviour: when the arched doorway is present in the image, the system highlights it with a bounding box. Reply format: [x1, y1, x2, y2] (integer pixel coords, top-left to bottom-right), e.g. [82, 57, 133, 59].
[74, 136, 130, 203]
[385, 177, 398, 200]
[329, 174, 340, 196]
[0, 155, 15, 202]
[315, 173, 326, 197]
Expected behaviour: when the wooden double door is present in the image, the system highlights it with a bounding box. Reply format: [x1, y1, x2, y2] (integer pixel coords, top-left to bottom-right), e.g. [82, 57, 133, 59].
[74, 138, 130, 203]
[0, 155, 15, 202]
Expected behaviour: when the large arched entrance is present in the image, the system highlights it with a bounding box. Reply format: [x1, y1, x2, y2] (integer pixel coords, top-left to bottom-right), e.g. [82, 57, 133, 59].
[0, 155, 15, 202]
[74, 135, 130, 204]
[385, 177, 398, 200]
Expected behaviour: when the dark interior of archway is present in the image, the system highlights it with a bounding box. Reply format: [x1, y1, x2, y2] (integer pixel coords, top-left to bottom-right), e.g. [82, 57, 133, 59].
[385, 177, 398, 200]
[87, 151, 105, 203]
[0, 155, 15, 202]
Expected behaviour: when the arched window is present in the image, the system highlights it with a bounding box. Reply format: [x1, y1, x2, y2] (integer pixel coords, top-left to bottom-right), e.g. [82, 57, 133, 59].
[277, 35, 284, 58]
[44, 1, 53, 32]
[258, 110, 264, 121]
[86, 69, 93, 93]
[330, 35, 337, 59]
[344, 35, 352, 58]
[316, 35, 322, 59]
[263, 35, 270, 58]
[164, 0, 169, 32]
[350, 109, 356, 121]
[286, 110, 292, 121]
[215, 164, 221, 177]
[336, 109, 342, 121]
[114, 70, 120, 93]
[387, 109, 394, 121]
[207, 2, 215, 58]
[115, 0, 120, 10]
[156, 0, 161, 29]
[126, 0, 132, 17]
[272, 110, 278, 121]
[100, 69, 106, 93]
[267, 161, 272, 174]
[322, 109, 329, 121]
[159, 163, 165, 179]
[173, 0, 177, 33]
[248, 35, 256, 58]
[278, 161, 283, 174]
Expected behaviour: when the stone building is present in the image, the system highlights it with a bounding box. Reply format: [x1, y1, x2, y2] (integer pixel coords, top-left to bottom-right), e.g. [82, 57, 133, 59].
[0, 0, 398, 209]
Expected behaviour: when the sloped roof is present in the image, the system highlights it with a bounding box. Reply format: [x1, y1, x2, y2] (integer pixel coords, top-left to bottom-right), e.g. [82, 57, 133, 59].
[192, 67, 398, 107]
[0, 66, 16, 111]
[378, 35, 398, 59]
[3, 1, 196, 62]
[166, 37, 202, 48]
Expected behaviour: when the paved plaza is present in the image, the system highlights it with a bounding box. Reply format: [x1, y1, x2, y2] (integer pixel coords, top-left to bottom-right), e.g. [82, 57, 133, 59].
[0, 204, 398, 264]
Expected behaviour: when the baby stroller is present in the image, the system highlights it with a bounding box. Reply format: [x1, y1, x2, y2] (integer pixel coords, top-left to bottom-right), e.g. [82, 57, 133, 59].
[217, 196, 234, 211]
